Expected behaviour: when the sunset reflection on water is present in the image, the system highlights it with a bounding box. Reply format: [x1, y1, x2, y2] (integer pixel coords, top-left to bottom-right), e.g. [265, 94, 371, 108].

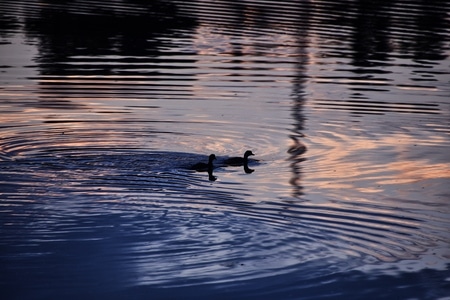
[1, 1, 449, 299]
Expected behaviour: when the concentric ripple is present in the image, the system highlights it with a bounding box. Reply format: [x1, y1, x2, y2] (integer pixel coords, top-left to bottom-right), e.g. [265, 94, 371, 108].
[1, 0, 450, 299]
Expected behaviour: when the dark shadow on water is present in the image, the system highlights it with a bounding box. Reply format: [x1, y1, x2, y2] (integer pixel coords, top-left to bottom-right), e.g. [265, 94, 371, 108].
[207, 168, 217, 181]
[243, 163, 254, 174]
[7, 0, 198, 111]
[1, 0, 448, 114]
[21, 0, 197, 62]
[2, 0, 447, 64]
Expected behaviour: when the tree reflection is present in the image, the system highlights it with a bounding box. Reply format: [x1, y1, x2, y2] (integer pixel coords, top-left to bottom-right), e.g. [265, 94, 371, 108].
[287, 1, 311, 200]
[22, 0, 196, 74]
[2, 0, 448, 195]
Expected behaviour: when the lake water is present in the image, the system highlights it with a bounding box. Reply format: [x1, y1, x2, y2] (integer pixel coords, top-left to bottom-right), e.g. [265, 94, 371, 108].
[1, 1, 449, 299]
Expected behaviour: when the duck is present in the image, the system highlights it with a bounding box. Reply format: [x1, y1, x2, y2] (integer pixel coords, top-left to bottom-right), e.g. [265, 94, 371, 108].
[189, 154, 216, 172]
[223, 150, 255, 166]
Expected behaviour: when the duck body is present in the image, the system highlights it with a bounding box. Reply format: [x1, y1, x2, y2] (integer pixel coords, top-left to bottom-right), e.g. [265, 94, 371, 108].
[190, 154, 216, 172]
[223, 150, 255, 166]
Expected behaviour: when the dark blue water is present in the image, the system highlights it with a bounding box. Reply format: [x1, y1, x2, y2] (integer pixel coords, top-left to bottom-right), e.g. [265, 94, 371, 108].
[1, 1, 449, 299]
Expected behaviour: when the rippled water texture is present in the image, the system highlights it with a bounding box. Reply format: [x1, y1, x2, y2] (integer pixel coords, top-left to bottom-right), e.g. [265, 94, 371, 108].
[1, 1, 450, 299]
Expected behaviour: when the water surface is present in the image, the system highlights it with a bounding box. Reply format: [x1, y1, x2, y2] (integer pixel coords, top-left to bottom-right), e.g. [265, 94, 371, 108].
[1, 1, 450, 299]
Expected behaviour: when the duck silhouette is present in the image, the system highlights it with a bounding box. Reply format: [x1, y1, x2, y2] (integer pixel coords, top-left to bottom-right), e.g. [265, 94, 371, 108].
[223, 150, 255, 166]
[190, 154, 216, 172]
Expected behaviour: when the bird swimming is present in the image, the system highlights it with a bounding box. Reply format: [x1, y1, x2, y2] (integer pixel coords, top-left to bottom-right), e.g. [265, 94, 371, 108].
[223, 150, 255, 166]
[190, 154, 216, 172]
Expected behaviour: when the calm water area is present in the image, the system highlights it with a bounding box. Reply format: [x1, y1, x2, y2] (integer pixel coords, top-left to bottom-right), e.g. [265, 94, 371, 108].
[1, 0, 450, 299]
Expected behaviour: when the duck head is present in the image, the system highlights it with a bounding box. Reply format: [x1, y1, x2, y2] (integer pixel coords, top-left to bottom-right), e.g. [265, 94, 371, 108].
[244, 150, 254, 158]
[208, 154, 216, 162]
